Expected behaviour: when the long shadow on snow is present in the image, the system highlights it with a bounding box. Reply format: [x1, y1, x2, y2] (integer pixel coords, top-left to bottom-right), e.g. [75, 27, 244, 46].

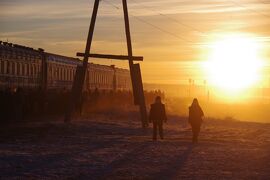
[91, 141, 154, 179]
[152, 144, 194, 180]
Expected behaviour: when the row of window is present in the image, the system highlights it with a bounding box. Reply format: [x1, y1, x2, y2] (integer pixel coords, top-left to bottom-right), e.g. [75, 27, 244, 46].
[0, 49, 41, 61]
[0, 59, 131, 89]
[49, 65, 76, 82]
[0, 60, 40, 77]
[49, 62, 116, 85]
[117, 76, 129, 88]
[89, 70, 114, 85]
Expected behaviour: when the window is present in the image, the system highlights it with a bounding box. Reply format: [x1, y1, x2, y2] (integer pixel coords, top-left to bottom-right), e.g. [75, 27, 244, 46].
[64, 68, 67, 81]
[93, 73, 95, 83]
[59, 68, 62, 80]
[64, 68, 66, 80]
[25, 64, 28, 76]
[54, 67, 57, 79]
[68, 69, 70, 81]
[29, 64, 34, 76]
[64, 67, 67, 81]
[28, 64, 31, 76]
[35, 65, 38, 75]
[6, 61, 10, 74]
[21, 64, 24, 76]
[4, 61, 7, 74]
[66, 69, 68, 80]
[17, 63, 20, 75]
[0, 61, 3, 74]
[11, 62, 15, 75]
[56, 67, 59, 80]
[72, 69, 74, 80]
[61, 68, 64, 80]
[26, 64, 29, 76]
[55, 67, 57, 80]
[59, 68, 61, 80]
[35, 65, 37, 76]
[33, 64, 37, 76]
[66, 69, 69, 81]
[33, 65, 36, 76]
[58, 67, 60, 80]
[101, 75, 103, 84]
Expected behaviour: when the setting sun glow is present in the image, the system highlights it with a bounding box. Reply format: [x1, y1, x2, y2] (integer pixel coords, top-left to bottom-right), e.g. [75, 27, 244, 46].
[204, 34, 264, 94]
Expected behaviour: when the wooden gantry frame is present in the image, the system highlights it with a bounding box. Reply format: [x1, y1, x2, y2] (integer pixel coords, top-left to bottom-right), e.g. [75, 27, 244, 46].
[65, 0, 148, 128]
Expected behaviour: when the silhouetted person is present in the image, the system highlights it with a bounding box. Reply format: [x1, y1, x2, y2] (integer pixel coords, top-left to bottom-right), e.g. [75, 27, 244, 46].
[149, 96, 167, 141]
[189, 98, 204, 143]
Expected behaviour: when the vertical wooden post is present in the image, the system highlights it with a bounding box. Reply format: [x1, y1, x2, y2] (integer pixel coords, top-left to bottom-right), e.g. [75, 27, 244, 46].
[39, 49, 47, 91]
[133, 64, 148, 127]
[122, 0, 148, 128]
[65, 0, 100, 122]
[122, 0, 135, 94]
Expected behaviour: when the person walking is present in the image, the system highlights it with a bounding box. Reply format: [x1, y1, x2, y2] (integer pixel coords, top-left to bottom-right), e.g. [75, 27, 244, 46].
[149, 96, 167, 141]
[189, 98, 204, 143]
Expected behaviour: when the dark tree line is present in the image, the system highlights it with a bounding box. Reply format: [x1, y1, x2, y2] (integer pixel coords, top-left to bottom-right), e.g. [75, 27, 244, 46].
[0, 88, 165, 123]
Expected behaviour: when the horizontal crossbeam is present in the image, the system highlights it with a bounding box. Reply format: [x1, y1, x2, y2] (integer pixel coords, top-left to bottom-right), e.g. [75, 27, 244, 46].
[76, 52, 143, 61]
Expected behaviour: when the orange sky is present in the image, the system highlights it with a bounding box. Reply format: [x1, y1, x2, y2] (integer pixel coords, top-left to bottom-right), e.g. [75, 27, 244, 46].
[1, 0, 270, 85]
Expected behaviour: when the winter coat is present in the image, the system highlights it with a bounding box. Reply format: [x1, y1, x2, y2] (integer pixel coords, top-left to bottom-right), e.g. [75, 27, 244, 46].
[189, 104, 204, 125]
[149, 103, 167, 123]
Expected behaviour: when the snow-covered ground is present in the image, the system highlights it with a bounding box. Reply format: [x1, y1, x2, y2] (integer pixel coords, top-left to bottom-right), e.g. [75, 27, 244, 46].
[0, 115, 270, 179]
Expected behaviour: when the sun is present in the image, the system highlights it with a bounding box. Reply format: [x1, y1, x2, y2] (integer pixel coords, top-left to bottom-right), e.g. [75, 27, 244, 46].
[204, 34, 264, 94]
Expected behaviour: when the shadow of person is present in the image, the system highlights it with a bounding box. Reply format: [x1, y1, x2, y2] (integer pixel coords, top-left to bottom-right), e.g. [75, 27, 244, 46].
[153, 144, 195, 179]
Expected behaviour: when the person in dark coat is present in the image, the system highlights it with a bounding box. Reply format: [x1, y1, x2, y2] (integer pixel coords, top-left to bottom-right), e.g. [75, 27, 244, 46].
[149, 96, 167, 141]
[189, 98, 204, 143]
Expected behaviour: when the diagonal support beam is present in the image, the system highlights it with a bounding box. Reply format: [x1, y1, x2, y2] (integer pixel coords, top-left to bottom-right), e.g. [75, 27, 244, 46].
[65, 0, 100, 123]
[76, 52, 143, 61]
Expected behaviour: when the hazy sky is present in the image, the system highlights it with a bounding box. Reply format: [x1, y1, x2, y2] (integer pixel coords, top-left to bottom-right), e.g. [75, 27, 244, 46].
[1, 0, 270, 84]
